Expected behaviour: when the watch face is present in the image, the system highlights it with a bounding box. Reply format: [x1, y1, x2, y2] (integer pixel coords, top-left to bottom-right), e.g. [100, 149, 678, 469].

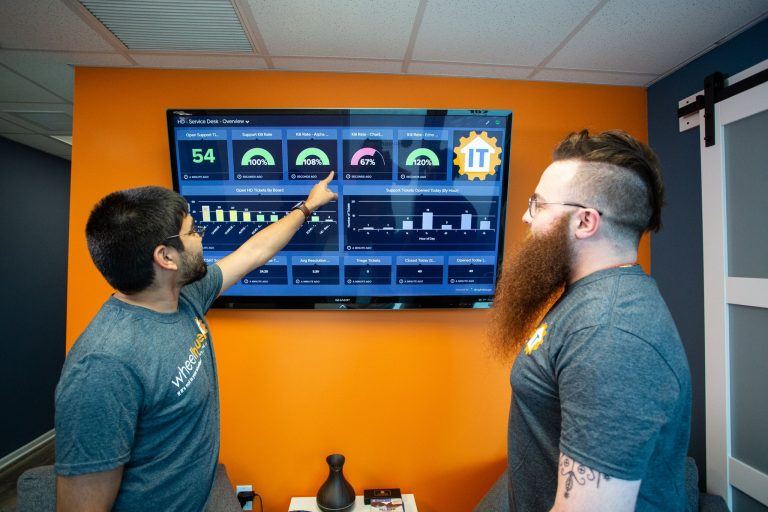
[292, 201, 305, 210]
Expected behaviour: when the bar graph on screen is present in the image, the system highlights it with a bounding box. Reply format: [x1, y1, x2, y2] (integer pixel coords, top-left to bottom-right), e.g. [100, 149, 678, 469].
[344, 195, 498, 251]
[188, 196, 338, 252]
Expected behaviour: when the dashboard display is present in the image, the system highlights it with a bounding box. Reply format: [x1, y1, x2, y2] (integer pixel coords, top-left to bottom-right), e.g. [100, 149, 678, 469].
[167, 109, 512, 309]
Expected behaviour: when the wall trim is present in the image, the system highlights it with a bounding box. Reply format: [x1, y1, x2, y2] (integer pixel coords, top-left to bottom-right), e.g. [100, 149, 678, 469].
[0, 430, 55, 473]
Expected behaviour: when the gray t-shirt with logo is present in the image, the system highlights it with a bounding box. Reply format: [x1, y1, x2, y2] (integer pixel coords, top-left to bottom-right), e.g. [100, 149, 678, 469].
[507, 266, 691, 511]
[55, 264, 223, 512]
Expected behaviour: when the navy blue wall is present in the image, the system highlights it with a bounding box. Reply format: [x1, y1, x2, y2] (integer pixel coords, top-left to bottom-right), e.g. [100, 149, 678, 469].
[648, 19, 768, 489]
[0, 137, 70, 457]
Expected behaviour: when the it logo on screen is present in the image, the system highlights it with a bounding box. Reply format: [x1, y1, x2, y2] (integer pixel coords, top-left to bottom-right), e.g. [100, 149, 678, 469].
[453, 131, 502, 181]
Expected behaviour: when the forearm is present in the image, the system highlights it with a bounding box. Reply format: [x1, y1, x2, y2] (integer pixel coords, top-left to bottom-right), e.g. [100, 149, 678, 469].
[216, 208, 307, 293]
[216, 172, 337, 293]
[56, 468, 123, 512]
[239, 208, 306, 266]
[549, 454, 639, 512]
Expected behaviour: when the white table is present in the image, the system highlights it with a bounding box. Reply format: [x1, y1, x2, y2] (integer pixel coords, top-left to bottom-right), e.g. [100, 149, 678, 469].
[289, 494, 418, 512]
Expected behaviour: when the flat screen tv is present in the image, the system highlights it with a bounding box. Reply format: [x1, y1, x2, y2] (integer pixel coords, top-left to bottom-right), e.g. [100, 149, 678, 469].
[167, 109, 512, 309]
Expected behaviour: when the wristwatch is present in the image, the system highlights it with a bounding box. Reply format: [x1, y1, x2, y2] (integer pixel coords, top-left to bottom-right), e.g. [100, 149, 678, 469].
[291, 200, 312, 220]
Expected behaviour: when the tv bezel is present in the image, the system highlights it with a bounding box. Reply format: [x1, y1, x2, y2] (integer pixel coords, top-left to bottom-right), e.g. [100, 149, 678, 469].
[167, 108, 512, 310]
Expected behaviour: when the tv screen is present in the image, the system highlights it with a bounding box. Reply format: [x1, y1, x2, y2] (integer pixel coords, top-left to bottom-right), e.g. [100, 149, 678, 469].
[167, 109, 512, 309]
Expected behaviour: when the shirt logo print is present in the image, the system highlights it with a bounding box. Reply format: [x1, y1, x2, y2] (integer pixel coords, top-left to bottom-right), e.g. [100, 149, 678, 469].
[524, 323, 548, 355]
[194, 317, 208, 336]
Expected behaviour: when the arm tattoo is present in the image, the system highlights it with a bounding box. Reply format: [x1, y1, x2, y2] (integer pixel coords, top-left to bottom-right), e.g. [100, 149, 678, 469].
[559, 454, 611, 499]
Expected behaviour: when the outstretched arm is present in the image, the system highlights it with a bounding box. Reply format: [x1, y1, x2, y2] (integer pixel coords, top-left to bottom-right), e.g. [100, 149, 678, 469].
[549, 453, 640, 512]
[216, 171, 337, 294]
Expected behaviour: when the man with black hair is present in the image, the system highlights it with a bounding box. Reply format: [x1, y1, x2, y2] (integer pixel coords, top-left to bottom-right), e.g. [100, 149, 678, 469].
[55, 173, 337, 511]
[477, 131, 691, 512]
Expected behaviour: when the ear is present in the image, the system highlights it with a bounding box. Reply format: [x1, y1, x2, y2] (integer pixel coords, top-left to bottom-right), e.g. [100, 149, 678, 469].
[573, 208, 601, 240]
[153, 244, 179, 271]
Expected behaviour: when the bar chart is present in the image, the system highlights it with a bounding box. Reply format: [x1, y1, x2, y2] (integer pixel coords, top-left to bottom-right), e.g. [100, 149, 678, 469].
[343, 195, 499, 251]
[188, 195, 338, 251]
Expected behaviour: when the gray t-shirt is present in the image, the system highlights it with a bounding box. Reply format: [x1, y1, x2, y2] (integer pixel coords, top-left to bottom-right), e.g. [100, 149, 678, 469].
[507, 266, 691, 511]
[55, 264, 223, 512]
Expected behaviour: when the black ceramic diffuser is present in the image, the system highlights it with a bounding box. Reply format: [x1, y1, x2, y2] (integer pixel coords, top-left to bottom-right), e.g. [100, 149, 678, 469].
[316, 453, 355, 512]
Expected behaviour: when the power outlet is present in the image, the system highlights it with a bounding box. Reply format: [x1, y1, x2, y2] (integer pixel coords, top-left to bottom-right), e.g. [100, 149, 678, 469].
[236, 484, 253, 511]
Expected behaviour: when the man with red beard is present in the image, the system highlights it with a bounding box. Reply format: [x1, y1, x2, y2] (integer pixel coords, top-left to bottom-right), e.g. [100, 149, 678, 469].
[477, 131, 691, 512]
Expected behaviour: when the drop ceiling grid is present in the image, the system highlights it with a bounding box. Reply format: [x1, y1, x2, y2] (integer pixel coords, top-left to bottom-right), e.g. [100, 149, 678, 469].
[0, 52, 75, 102]
[0, 116, 33, 134]
[534, 68, 658, 86]
[9, 111, 73, 133]
[0, 67, 69, 104]
[245, 0, 421, 60]
[270, 57, 403, 74]
[0, 1, 114, 52]
[0, 50, 134, 68]
[546, 0, 768, 74]
[129, 53, 268, 69]
[407, 61, 532, 80]
[412, 0, 599, 67]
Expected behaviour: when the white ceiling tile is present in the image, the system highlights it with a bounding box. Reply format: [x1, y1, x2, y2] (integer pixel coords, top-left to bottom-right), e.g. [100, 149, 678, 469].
[548, 0, 768, 74]
[0, 66, 67, 103]
[129, 53, 267, 70]
[1, 133, 72, 160]
[533, 68, 657, 86]
[0, 51, 74, 102]
[0, 115, 32, 134]
[272, 57, 402, 74]
[413, 0, 599, 66]
[0, 1, 114, 52]
[246, 0, 420, 59]
[408, 61, 531, 80]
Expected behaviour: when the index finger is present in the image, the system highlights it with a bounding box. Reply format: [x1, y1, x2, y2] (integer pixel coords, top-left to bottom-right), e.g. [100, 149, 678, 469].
[322, 170, 335, 183]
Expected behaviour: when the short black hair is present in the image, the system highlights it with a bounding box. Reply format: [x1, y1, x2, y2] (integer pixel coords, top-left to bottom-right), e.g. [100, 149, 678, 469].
[86, 186, 188, 294]
[553, 129, 665, 245]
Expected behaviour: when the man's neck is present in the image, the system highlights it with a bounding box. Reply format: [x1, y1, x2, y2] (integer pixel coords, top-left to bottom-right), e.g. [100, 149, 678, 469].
[568, 244, 638, 284]
[113, 283, 181, 313]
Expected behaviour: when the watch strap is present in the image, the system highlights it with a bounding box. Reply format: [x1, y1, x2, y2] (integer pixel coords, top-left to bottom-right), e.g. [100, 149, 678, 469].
[293, 201, 311, 219]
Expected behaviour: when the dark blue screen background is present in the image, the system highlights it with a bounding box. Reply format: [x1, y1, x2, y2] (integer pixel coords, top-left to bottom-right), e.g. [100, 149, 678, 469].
[169, 110, 511, 305]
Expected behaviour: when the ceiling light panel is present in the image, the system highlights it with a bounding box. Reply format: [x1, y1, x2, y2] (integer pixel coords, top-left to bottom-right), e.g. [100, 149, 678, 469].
[79, 0, 254, 52]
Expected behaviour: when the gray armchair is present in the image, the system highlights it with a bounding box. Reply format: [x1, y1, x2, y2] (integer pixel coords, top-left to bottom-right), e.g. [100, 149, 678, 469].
[13, 463, 242, 512]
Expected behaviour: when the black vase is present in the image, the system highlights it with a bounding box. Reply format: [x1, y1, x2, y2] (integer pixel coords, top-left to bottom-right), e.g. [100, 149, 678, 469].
[316, 454, 355, 512]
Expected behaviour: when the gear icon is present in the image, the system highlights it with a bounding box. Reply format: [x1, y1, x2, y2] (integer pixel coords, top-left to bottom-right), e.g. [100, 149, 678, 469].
[453, 130, 502, 181]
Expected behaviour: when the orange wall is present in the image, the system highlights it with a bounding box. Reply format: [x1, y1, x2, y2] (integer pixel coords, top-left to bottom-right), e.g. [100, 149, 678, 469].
[67, 68, 648, 511]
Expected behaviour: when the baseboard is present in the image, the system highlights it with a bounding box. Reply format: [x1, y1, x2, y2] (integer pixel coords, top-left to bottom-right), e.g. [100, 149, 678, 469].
[0, 430, 55, 490]
[0, 431, 55, 472]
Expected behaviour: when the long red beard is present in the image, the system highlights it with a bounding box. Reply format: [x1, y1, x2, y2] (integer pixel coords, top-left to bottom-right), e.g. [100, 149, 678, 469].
[488, 215, 573, 361]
